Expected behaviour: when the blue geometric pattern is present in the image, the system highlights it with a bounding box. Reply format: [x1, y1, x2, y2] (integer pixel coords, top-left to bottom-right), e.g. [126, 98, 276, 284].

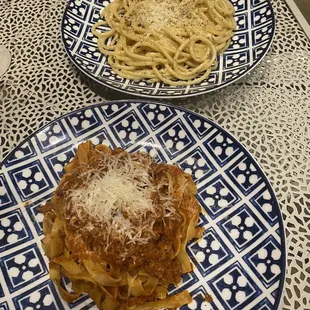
[0, 244, 47, 293]
[271, 287, 279, 299]
[223, 50, 250, 68]
[156, 120, 196, 159]
[62, 33, 78, 51]
[35, 121, 70, 153]
[226, 155, 263, 195]
[130, 138, 166, 163]
[61, 0, 275, 98]
[252, 26, 274, 45]
[235, 13, 248, 31]
[4, 140, 37, 167]
[67, 295, 94, 309]
[65, 109, 103, 137]
[251, 187, 279, 226]
[8, 161, 54, 201]
[183, 113, 213, 139]
[251, 5, 274, 28]
[208, 261, 262, 310]
[0, 282, 4, 298]
[76, 128, 117, 153]
[44, 145, 76, 182]
[188, 227, 233, 277]
[198, 175, 241, 219]
[217, 204, 267, 252]
[63, 12, 83, 37]
[13, 280, 65, 310]
[253, 42, 270, 60]
[25, 195, 52, 236]
[179, 286, 220, 310]
[230, 0, 248, 11]
[252, 297, 273, 310]
[98, 102, 130, 121]
[0, 302, 8, 310]
[110, 110, 149, 148]
[67, 0, 89, 19]
[179, 147, 216, 183]
[205, 131, 241, 167]
[243, 236, 282, 288]
[76, 42, 102, 62]
[138, 103, 177, 130]
[0, 174, 17, 210]
[0, 209, 33, 252]
[0, 101, 285, 310]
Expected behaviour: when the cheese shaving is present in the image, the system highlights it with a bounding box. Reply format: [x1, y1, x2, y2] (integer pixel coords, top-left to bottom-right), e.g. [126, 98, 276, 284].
[130, 0, 213, 30]
[67, 152, 159, 244]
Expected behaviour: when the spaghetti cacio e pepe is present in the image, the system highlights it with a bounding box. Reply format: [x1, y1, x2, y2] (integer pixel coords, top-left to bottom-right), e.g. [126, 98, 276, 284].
[91, 0, 236, 86]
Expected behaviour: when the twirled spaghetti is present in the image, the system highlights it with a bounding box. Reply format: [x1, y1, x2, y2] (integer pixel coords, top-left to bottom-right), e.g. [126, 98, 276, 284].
[91, 0, 236, 86]
[40, 141, 203, 309]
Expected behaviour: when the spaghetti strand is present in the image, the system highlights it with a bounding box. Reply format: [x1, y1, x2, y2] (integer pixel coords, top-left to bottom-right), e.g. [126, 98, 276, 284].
[92, 0, 236, 86]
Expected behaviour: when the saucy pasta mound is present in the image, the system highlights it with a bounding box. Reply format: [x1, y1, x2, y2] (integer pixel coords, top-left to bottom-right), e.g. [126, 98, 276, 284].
[40, 141, 203, 310]
[91, 0, 236, 86]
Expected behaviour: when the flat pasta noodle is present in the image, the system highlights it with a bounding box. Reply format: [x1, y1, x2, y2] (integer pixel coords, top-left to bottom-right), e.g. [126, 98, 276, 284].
[40, 141, 203, 309]
[91, 0, 236, 86]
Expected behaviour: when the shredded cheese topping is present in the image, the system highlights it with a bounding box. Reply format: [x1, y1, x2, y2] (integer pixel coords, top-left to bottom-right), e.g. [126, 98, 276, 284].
[130, 0, 214, 30]
[67, 152, 158, 244]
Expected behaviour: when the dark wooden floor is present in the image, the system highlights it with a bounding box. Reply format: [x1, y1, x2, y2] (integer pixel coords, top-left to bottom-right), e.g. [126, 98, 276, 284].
[294, 0, 310, 23]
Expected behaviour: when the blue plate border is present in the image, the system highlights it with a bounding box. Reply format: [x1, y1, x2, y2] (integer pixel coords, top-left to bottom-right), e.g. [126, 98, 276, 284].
[60, 1, 276, 99]
[0, 100, 286, 309]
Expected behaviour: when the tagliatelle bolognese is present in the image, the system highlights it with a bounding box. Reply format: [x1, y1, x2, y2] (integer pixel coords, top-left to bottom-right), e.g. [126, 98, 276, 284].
[91, 0, 236, 86]
[40, 141, 204, 309]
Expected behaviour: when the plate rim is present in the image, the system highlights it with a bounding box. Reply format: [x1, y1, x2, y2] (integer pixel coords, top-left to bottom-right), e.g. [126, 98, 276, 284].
[60, 0, 276, 99]
[0, 99, 286, 310]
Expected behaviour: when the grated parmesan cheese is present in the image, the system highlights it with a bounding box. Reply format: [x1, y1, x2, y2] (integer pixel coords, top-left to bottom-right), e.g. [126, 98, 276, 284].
[67, 152, 159, 244]
[131, 0, 205, 30]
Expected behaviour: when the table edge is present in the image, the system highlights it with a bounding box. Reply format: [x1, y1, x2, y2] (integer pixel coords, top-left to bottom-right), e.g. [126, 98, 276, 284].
[285, 0, 310, 39]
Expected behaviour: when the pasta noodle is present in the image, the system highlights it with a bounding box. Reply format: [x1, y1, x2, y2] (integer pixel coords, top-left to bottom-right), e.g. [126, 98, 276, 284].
[91, 0, 236, 86]
[40, 141, 203, 309]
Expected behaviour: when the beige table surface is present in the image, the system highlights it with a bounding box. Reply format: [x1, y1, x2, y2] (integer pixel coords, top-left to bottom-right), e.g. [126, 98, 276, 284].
[1, 0, 310, 309]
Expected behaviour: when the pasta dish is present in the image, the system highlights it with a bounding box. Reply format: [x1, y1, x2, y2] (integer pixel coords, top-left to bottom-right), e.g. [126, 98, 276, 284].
[40, 141, 203, 309]
[91, 0, 236, 86]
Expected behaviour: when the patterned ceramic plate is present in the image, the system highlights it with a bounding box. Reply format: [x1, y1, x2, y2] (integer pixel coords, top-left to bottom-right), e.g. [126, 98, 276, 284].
[0, 101, 285, 310]
[61, 0, 275, 98]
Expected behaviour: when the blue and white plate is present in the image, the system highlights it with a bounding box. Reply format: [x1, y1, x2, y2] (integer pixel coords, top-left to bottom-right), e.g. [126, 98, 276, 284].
[61, 0, 275, 98]
[0, 101, 285, 309]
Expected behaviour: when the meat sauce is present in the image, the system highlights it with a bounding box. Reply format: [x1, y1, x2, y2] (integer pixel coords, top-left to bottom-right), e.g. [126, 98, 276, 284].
[47, 147, 199, 285]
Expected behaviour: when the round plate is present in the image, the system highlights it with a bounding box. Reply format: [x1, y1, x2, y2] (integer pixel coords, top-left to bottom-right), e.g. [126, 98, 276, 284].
[0, 100, 285, 309]
[61, 0, 275, 99]
[0, 46, 11, 78]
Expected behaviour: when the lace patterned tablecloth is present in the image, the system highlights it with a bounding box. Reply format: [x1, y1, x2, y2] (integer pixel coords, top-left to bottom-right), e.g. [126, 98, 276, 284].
[0, 0, 310, 308]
